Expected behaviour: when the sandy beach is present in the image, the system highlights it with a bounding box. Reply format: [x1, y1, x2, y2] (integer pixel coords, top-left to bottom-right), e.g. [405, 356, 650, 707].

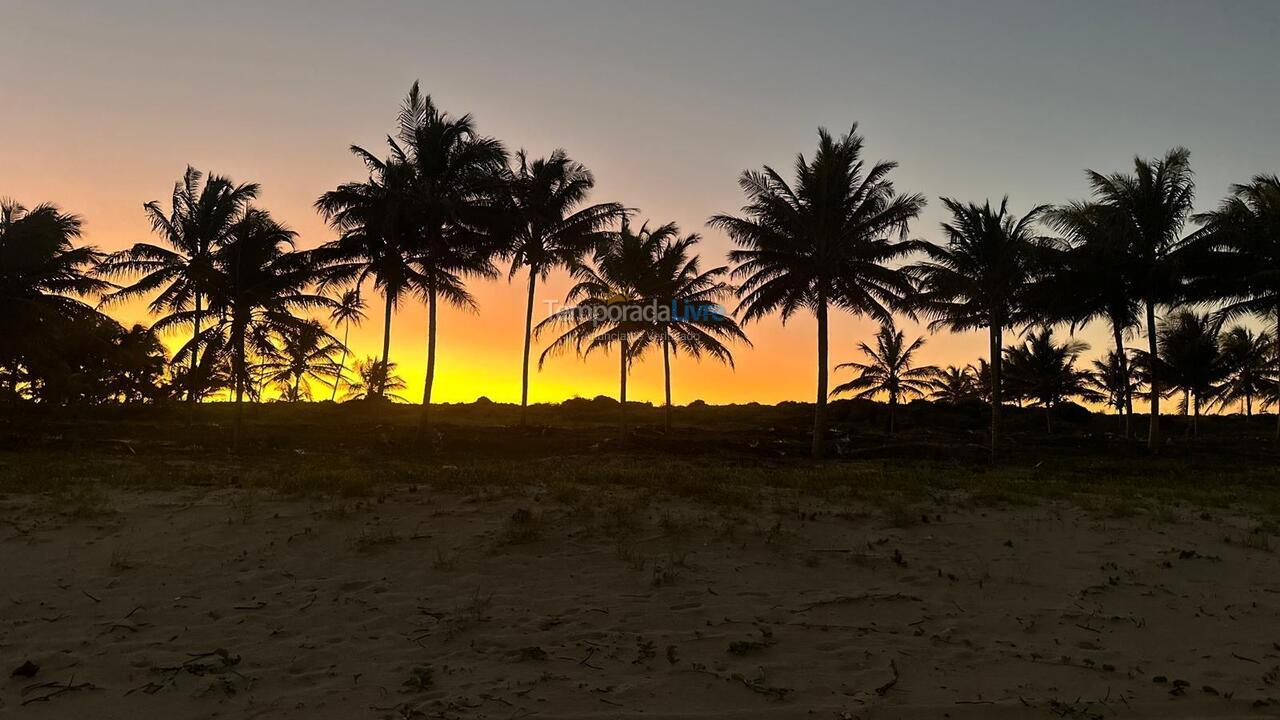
[3, 483, 1278, 719]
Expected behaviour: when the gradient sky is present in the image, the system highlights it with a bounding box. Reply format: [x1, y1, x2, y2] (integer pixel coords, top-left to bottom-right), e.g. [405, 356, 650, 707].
[4, 0, 1279, 405]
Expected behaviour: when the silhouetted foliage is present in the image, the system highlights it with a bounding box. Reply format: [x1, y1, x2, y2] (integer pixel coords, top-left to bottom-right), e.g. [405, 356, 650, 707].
[911, 198, 1048, 456]
[1002, 329, 1100, 433]
[830, 323, 936, 435]
[501, 149, 625, 425]
[712, 125, 924, 457]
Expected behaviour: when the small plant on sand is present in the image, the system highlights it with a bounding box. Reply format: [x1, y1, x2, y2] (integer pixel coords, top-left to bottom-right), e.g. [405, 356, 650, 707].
[109, 547, 135, 573]
[728, 626, 776, 656]
[44, 482, 112, 519]
[498, 507, 543, 545]
[351, 525, 399, 552]
[650, 559, 682, 587]
[402, 665, 434, 692]
[444, 587, 495, 639]
[615, 541, 646, 571]
[227, 492, 257, 524]
[431, 547, 456, 570]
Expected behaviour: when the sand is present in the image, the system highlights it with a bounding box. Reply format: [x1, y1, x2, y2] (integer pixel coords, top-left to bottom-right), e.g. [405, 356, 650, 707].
[2, 484, 1279, 719]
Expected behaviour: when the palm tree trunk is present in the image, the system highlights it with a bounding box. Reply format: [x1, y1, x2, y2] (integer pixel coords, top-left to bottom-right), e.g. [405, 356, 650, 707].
[888, 396, 896, 437]
[189, 293, 202, 403]
[379, 290, 394, 397]
[619, 335, 629, 436]
[1145, 299, 1161, 450]
[1111, 320, 1132, 438]
[520, 270, 537, 426]
[988, 323, 1003, 460]
[232, 317, 247, 450]
[330, 319, 350, 402]
[1274, 306, 1280, 441]
[663, 329, 673, 434]
[292, 373, 301, 402]
[420, 286, 437, 434]
[1045, 405, 1053, 434]
[812, 297, 829, 459]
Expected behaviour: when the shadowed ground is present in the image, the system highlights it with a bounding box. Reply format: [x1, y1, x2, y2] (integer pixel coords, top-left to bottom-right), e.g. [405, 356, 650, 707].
[2, 403, 1279, 717]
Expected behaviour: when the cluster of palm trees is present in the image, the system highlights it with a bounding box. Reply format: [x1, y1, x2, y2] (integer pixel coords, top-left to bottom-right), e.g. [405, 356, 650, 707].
[712, 130, 1279, 456]
[3, 82, 1278, 457]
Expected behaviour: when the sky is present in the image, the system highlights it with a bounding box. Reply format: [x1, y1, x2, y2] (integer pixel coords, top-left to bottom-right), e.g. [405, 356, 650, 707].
[3, 0, 1279, 405]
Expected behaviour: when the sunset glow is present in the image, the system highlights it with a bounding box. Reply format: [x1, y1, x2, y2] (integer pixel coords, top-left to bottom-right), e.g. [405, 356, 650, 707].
[4, 0, 1276, 406]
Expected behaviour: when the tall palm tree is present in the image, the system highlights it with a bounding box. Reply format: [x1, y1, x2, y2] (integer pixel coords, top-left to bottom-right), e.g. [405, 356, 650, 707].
[259, 319, 345, 401]
[928, 365, 979, 405]
[710, 125, 925, 457]
[1186, 174, 1280, 437]
[503, 149, 625, 426]
[535, 218, 662, 435]
[1002, 329, 1100, 434]
[1215, 326, 1274, 416]
[0, 199, 109, 395]
[635, 228, 749, 432]
[390, 82, 509, 432]
[342, 358, 408, 402]
[98, 167, 259, 401]
[182, 208, 330, 444]
[830, 323, 936, 436]
[327, 289, 366, 400]
[1085, 149, 1195, 449]
[316, 154, 420, 398]
[911, 198, 1047, 457]
[1044, 202, 1142, 436]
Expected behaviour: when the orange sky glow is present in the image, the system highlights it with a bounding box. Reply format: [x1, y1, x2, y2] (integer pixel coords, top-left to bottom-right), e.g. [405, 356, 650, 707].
[4, 1, 1277, 408]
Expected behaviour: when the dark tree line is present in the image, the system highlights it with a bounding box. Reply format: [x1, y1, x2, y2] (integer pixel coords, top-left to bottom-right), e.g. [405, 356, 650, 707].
[2, 84, 1277, 457]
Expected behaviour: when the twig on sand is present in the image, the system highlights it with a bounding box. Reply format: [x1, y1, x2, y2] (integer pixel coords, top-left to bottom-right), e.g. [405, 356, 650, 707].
[875, 660, 899, 696]
[796, 592, 921, 612]
[21, 676, 100, 706]
[577, 647, 602, 670]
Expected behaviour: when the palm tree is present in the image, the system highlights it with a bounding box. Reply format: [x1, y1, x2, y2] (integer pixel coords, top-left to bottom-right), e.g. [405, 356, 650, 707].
[0, 199, 109, 395]
[928, 365, 979, 405]
[342, 357, 408, 402]
[259, 319, 345, 401]
[1045, 202, 1142, 436]
[830, 323, 936, 435]
[390, 82, 509, 432]
[636, 228, 749, 432]
[98, 167, 259, 401]
[1186, 174, 1280, 437]
[968, 358, 994, 404]
[503, 149, 625, 425]
[327, 289, 366, 400]
[106, 324, 170, 403]
[316, 154, 421, 398]
[1215, 326, 1274, 416]
[911, 198, 1047, 457]
[1002, 329, 1100, 434]
[1087, 350, 1138, 433]
[185, 208, 330, 444]
[710, 125, 925, 457]
[1142, 310, 1227, 436]
[1085, 149, 1195, 448]
[535, 218, 661, 435]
